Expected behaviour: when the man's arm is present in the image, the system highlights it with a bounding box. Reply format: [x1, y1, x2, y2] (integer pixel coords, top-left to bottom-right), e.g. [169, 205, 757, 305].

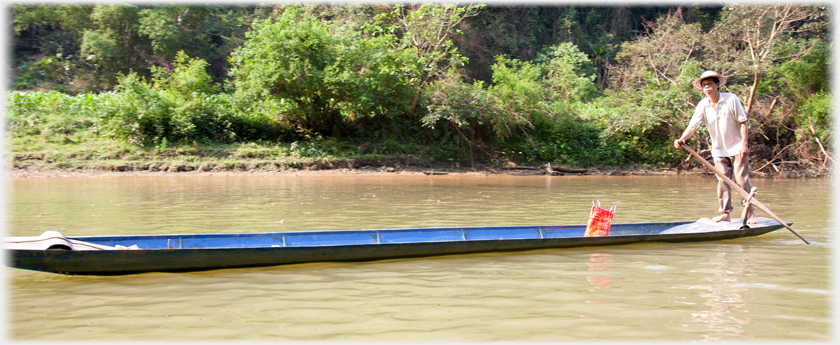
[674, 126, 697, 149]
[739, 121, 749, 158]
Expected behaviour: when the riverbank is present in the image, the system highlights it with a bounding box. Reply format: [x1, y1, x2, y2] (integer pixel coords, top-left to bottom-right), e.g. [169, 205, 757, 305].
[7, 141, 832, 179]
[8, 129, 833, 180]
[5, 167, 670, 178]
[6, 162, 827, 179]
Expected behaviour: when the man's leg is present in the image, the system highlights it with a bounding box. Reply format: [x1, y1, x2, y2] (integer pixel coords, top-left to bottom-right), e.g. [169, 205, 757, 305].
[713, 157, 734, 222]
[733, 154, 757, 224]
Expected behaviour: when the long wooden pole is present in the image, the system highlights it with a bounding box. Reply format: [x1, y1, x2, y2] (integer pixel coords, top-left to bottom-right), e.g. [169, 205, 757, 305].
[679, 143, 810, 244]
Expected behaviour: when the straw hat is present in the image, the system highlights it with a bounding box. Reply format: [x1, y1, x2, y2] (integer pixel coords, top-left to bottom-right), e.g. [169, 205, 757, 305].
[693, 71, 727, 91]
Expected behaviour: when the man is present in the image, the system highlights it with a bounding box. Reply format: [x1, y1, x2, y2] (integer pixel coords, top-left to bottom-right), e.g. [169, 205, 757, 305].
[673, 71, 758, 224]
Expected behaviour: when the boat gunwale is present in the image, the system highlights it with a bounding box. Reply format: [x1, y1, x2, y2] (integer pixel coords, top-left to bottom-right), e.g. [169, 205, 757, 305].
[10, 220, 789, 252]
[65, 220, 697, 243]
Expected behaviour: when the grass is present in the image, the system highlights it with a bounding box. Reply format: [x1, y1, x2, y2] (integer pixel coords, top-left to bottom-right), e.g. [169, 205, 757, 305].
[7, 135, 444, 173]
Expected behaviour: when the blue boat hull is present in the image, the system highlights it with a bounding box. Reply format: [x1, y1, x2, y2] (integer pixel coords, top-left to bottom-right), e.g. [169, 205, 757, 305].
[7, 218, 788, 275]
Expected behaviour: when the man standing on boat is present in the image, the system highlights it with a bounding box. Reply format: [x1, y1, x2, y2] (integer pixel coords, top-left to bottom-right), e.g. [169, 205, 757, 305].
[674, 71, 758, 225]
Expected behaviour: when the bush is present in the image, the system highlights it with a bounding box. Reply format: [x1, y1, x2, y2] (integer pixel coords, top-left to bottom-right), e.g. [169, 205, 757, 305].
[489, 55, 547, 134]
[498, 102, 626, 166]
[227, 7, 415, 135]
[796, 91, 831, 150]
[421, 70, 498, 139]
[152, 51, 234, 143]
[99, 72, 173, 146]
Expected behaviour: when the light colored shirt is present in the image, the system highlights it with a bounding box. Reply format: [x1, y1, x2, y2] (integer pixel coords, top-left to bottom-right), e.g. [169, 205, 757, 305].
[688, 92, 748, 157]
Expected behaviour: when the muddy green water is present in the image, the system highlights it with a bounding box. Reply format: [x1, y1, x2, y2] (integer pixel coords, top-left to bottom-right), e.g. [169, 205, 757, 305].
[5, 174, 834, 341]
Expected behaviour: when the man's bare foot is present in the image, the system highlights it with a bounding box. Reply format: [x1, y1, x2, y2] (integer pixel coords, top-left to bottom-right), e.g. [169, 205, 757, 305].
[746, 206, 758, 225]
[713, 213, 731, 222]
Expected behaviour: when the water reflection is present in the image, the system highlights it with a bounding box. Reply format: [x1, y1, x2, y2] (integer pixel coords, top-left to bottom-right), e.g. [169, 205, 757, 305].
[585, 253, 613, 306]
[688, 245, 752, 340]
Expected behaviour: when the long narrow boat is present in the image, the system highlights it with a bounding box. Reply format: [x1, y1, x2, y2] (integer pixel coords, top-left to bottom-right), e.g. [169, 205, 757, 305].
[6, 217, 789, 275]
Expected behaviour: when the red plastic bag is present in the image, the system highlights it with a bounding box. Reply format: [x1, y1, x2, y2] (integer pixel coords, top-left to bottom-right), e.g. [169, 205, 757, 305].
[584, 199, 616, 237]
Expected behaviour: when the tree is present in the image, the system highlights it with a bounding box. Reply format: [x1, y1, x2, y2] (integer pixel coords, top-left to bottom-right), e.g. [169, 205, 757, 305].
[536, 42, 599, 102]
[588, 11, 709, 151]
[367, 3, 484, 117]
[12, 4, 92, 56]
[11, 5, 95, 92]
[80, 4, 148, 87]
[608, 10, 703, 92]
[703, 4, 829, 113]
[138, 7, 180, 63]
[13, 4, 275, 91]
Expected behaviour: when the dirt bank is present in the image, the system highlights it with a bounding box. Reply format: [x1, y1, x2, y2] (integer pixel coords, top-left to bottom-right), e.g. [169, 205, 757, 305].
[4, 164, 740, 179]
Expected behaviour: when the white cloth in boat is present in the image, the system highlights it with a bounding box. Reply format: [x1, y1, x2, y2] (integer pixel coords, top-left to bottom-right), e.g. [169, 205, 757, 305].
[5, 231, 139, 251]
[659, 217, 767, 234]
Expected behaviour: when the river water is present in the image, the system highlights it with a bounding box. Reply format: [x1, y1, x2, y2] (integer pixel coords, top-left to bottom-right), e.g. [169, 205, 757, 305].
[4, 173, 834, 341]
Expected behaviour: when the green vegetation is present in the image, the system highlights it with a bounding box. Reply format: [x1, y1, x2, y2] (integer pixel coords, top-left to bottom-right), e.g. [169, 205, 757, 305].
[7, 3, 833, 176]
